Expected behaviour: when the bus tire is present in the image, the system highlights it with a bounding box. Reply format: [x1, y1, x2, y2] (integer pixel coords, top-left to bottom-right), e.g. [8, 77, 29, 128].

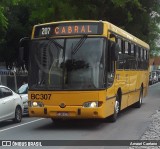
[109, 96, 120, 122]
[134, 87, 143, 108]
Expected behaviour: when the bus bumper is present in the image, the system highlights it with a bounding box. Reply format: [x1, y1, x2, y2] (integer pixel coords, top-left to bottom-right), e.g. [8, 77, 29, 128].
[29, 106, 106, 119]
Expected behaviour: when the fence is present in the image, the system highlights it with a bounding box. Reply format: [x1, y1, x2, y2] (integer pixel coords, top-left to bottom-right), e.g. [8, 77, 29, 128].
[0, 70, 28, 92]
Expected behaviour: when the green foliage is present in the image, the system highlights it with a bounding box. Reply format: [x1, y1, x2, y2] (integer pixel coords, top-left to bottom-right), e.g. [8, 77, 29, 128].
[0, 6, 8, 30]
[0, 0, 160, 65]
[23, 0, 76, 23]
[0, 0, 20, 31]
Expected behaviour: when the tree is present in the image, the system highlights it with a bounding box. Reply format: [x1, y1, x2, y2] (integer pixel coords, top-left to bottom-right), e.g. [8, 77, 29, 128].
[0, 6, 8, 30]
[0, 0, 31, 67]
[0, 0, 160, 67]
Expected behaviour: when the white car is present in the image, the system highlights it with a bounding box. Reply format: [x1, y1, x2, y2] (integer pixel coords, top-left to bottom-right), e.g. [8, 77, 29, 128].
[17, 84, 28, 115]
[0, 85, 23, 123]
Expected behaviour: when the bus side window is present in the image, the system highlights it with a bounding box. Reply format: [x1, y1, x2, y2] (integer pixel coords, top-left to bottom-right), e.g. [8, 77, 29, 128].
[146, 50, 149, 60]
[134, 44, 136, 57]
[141, 48, 144, 69]
[137, 46, 141, 69]
[117, 38, 122, 54]
[141, 48, 144, 60]
[125, 41, 128, 54]
[130, 43, 134, 56]
[123, 41, 130, 69]
[144, 49, 147, 70]
[128, 43, 136, 70]
[137, 47, 140, 59]
[146, 50, 149, 69]
[116, 38, 124, 70]
[135, 45, 139, 59]
[134, 45, 138, 70]
[144, 49, 146, 60]
[140, 48, 144, 69]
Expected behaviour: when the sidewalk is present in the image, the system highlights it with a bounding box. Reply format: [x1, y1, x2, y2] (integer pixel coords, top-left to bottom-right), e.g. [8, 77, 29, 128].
[128, 108, 160, 149]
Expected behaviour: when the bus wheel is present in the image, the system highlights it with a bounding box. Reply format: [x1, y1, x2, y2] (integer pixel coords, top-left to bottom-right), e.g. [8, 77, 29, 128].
[109, 96, 120, 122]
[134, 88, 143, 108]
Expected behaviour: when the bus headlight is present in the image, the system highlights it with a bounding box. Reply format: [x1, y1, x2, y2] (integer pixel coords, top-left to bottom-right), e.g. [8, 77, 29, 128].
[33, 102, 38, 107]
[83, 101, 98, 108]
[29, 101, 44, 107]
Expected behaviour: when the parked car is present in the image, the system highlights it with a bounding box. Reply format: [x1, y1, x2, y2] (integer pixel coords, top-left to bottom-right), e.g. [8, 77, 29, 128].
[149, 71, 158, 85]
[17, 83, 28, 115]
[149, 73, 154, 85]
[152, 71, 159, 83]
[152, 70, 160, 81]
[0, 85, 23, 123]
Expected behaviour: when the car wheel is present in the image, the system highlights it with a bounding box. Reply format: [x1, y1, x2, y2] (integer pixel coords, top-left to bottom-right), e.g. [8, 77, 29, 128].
[14, 106, 22, 123]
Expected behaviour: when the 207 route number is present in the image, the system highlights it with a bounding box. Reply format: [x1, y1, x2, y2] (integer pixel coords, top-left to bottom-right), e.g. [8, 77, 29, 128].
[31, 94, 51, 100]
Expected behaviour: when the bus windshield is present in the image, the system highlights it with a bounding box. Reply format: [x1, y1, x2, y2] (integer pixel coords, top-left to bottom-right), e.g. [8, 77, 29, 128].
[29, 37, 106, 90]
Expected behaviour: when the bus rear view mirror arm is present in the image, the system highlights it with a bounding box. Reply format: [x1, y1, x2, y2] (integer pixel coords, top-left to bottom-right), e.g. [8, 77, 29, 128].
[18, 37, 30, 63]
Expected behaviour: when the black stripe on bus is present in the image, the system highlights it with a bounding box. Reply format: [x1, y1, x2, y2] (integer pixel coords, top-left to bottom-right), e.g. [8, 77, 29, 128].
[106, 86, 145, 100]
[106, 95, 116, 100]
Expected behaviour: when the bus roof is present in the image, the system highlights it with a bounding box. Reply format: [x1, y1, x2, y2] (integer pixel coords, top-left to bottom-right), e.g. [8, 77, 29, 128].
[104, 21, 150, 49]
[33, 20, 149, 49]
[33, 20, 101, 27]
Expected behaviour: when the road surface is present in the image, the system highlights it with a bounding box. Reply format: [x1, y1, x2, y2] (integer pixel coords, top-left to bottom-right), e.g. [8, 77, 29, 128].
[0, 83, 160, 149]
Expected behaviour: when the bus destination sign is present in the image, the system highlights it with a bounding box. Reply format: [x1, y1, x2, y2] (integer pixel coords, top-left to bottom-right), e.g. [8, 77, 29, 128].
[33, 22, 103, 38]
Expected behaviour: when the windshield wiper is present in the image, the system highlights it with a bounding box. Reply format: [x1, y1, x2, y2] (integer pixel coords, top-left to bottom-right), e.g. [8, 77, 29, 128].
[71, 34, 87, 55]
[46, 36, 64, 50]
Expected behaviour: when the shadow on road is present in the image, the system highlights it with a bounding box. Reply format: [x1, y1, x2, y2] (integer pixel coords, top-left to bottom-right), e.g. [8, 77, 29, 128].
[0, 120, 16, 128]
[33, 104, 144, 131]
[34, 119, 106, 131]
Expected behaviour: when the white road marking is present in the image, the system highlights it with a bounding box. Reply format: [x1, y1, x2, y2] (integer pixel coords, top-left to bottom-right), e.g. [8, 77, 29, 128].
[0, 118, 44, 133]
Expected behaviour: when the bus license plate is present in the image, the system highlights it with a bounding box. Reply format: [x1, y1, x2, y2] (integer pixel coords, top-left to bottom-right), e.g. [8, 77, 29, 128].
[57, 112, 69, 116]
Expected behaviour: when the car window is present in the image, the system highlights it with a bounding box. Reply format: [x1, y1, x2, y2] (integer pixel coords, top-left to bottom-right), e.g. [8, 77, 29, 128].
[1, 87, 13, 98]
[156, 71, 160, 75]
[18, 84, 28, 94]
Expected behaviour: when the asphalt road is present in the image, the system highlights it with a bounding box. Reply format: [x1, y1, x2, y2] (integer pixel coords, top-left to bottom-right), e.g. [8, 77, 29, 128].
[0, 83, 160, 149]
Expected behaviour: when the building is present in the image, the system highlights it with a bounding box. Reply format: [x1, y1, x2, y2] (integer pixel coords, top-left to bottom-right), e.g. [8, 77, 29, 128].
[149, 56, 160, 72]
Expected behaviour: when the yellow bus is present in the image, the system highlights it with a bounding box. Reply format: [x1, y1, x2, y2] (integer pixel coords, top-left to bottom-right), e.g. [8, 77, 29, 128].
[26, 20, 149, 123]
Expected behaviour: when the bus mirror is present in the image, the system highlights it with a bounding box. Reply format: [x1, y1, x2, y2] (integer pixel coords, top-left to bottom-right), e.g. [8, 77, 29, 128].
[111, 43, 119, 61]
[18, 37, 30, 65]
